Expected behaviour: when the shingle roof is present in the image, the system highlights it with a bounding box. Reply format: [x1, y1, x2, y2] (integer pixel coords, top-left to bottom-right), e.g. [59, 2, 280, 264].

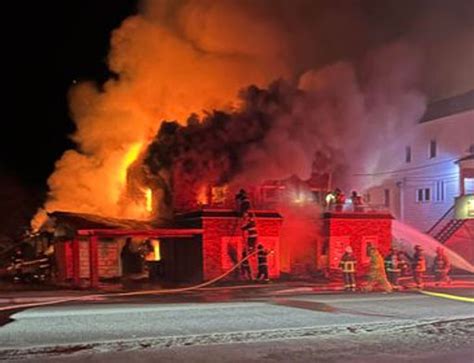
[421, 90, 474, 123]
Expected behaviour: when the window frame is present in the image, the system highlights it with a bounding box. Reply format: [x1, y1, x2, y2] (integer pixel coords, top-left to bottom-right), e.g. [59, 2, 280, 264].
[405, 146, 411, 163]
[434, 180, 445, 203]
[429, 139, 437, 159]
[416, 187, 431, 203]
[384, 189, 390, 207]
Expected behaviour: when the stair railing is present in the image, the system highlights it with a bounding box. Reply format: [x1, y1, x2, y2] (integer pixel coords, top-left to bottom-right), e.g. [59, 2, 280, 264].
[426, 205, 455, 236]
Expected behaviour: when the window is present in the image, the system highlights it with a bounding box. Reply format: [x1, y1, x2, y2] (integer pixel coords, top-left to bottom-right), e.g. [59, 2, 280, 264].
[435, 181, 445, 202]
[429, 140, 437, 158]
[465, 178, 474, 195]
[416, 188, 431, 203]
[384, 189, 390, 207]
[405, 146, 411, 163]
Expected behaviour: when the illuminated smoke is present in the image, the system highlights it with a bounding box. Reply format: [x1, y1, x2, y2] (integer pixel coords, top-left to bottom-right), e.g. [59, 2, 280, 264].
[32, 0, 295, 227]
[33, 0, 474, 227]
[144, 42, 426, 210]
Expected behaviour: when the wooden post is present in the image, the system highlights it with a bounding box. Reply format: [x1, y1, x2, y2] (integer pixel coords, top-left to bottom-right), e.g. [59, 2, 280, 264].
[89, 236, 99, 289]
[72, 238, 81, 288]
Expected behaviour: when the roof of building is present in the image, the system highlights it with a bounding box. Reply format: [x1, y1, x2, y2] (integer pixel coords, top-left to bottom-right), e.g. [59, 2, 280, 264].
[421, 90, 474, 123]
[47, 211, 166, 231]
[323, 211, 393, 220]
[45, 211, 204, 238]
[456, 154, 474, 163]
[177, 209, 283, 220]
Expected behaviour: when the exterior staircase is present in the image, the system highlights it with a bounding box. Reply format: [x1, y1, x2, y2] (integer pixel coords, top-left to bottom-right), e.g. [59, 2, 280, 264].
[434, 219, 466, 244]
[427, 205, 455, 239]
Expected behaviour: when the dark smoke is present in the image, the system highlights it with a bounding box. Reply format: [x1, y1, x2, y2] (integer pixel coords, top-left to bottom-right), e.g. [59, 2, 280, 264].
[143, 42, 426, 211]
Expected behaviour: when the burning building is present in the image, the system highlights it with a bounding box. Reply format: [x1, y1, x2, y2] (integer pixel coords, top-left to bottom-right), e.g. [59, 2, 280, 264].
[29, 80, 399, 288]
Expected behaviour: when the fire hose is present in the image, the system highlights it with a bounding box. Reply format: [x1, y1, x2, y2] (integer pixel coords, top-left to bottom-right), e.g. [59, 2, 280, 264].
[0, 245, 262, 312]
[418, 290, 474, 303]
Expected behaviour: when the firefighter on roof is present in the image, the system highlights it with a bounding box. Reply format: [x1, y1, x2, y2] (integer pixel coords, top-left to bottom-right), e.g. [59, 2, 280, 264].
[350, 191, 363, 212]
[334, 188, 346, 212]
[384, 248, 401, 290]
[339, 246, 357, 291]
[412, 245, 426, 289]
[235, 189, 251, 216]
[242, 213, 258, 251]
[433, 247, 451, 286]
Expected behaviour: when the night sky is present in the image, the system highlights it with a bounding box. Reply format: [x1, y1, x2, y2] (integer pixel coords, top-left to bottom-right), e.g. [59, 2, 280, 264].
[3, 1, 138, 188]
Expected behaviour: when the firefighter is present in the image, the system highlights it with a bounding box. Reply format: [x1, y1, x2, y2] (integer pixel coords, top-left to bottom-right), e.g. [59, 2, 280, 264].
[235, 189, 251, 216]
[412, 245, 426, 289]
[363, 245, 393, 293]
[350, 191, 363, 212]
[433, 247, 451, 286]
[334, 188, 346, 212]
[241, 213, 258, 251]
[256, 244, 270, 282]
[121, 238, 143, 276]
[240, 248, 253, 281]
[397, 250, 411, 277]
[339, 246, 357, 291]
[384, 248, 401, 290]
[325, 191, 336, 209]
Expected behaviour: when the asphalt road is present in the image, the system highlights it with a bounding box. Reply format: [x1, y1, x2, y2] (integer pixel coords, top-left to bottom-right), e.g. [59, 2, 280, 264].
[0, 290, 473, 362]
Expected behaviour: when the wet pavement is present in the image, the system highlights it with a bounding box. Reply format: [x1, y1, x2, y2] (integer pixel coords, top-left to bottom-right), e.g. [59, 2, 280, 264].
[0, 285, 472, 361]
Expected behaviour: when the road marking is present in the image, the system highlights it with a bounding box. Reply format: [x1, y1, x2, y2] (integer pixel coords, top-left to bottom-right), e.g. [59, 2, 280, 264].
[419, 290, 474, 303]
[292, 294, 429, 304]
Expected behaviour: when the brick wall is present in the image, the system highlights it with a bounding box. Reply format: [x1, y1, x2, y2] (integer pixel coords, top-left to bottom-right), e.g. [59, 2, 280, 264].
[201, 216, 282, 280]
[327, 215, 392, 274]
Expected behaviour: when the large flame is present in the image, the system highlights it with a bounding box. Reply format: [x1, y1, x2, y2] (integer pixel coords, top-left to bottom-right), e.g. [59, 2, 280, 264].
[120, 142, 144, 186]
[32, 2, 291, 230]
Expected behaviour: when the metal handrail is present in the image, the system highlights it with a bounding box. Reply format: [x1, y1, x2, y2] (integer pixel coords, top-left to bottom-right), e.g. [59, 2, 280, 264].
[426, 205, 455, 235]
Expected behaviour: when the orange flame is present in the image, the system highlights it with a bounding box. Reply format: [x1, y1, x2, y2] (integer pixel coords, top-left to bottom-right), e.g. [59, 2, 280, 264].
[145, 188, 153, 213]
[145, 240, 161, 261]
[197, 185, 209, 206]
[120, 142, 144, 186]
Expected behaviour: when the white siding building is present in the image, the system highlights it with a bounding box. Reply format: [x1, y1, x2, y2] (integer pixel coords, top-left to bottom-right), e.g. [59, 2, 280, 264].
[366, 90, 474, 233]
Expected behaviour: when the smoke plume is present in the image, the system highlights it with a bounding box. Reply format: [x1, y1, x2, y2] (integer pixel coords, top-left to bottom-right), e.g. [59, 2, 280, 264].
[144, 41, 426, 210]
[34, 0, 473, 227]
